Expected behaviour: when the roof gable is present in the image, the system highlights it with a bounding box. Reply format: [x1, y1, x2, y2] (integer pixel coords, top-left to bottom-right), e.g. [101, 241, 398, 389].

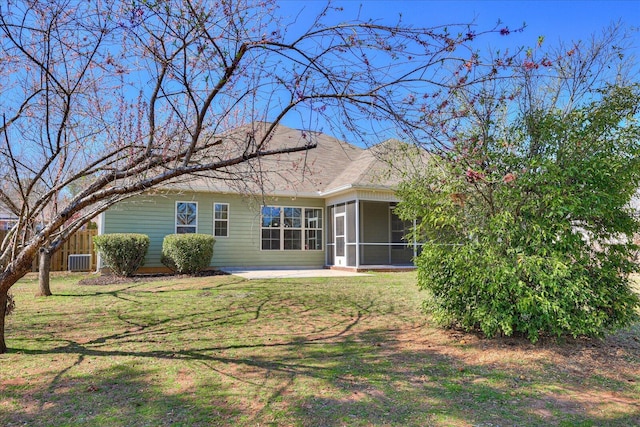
[323, 138, 428, 195]
[162, 123, 426, 197]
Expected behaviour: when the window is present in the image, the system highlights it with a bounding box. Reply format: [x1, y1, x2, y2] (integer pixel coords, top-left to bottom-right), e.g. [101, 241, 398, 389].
[305, 208, 323, 250]
[283, 207, 302, 250]
[0, 220, 16, 231]
[213, 203, 229, 237]
[261, 206, 323, 251]
[176, 201, 197, 233]
[261, 206, 281, 250]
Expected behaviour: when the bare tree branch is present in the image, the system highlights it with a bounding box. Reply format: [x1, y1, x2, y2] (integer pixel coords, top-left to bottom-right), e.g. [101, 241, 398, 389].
[0, 0, 515, 353]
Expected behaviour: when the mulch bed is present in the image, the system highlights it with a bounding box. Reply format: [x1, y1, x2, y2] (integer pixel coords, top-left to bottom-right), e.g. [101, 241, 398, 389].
[77, 269, 227, 286]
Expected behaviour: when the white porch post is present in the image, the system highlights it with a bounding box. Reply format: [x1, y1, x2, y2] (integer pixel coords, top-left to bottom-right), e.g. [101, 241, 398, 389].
[413, 218, 418, 261]
[355, 196, 360, 269]
[325, 204, 330, 266]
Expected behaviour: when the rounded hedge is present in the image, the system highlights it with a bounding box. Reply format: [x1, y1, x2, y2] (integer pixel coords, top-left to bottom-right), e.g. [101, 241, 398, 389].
[93, 233, 149, 277]
[161, 233, 215, 275]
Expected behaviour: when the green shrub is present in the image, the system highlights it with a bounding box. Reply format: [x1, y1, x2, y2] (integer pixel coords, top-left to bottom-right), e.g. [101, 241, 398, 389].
[161, 234, 215, 274]
[414, 235, 640, 343]
[397, 85, 640, 342]
[93, 233, 149, 277]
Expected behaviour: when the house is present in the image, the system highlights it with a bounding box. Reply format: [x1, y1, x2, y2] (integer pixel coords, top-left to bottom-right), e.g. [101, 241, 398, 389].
[0, 206, 18, 231]
[98, 123, 425, 272]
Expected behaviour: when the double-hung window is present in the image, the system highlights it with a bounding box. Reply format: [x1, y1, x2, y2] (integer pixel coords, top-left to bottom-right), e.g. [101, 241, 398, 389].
[305, 208, 323, 250]
[283, 207, 302, 250]
[176, 201, 197, 233]
[213, 203, 229, 237]
[261, 206, 282, 250]
[261, 206, 322, 250]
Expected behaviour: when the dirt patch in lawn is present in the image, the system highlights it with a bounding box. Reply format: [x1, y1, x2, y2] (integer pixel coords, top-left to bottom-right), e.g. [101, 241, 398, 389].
[388, 325, 640, 421]
[77, 270, 227, 286]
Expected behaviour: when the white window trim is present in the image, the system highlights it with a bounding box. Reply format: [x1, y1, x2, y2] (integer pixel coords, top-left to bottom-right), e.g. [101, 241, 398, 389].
[304, 208, 323, 251]
[175, 201, 198, 234]
[260, 206, 323, 251]
[213, 202, 230, 238]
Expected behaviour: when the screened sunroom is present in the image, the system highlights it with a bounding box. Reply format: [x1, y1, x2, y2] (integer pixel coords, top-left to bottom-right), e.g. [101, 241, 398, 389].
[325, 192, 419, 270]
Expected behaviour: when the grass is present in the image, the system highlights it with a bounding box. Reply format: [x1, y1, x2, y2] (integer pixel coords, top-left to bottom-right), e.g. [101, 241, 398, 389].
[1, 271, 639, 427]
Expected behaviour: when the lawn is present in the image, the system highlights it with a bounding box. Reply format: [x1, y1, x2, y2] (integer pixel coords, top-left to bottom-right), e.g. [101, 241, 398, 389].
[1, 271, 639, 426]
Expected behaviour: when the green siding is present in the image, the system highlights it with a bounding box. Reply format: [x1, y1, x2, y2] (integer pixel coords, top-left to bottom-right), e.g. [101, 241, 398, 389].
[102, 192, 326, 268]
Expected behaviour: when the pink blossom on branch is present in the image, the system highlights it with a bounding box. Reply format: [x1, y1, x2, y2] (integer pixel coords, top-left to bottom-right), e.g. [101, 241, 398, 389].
[502, 172, 517, 184]
[465, 168, 485, 183]
[0, 0, 527, 353]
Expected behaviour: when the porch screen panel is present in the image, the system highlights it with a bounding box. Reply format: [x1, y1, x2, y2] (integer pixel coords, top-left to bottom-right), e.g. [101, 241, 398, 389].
[335, 214, 345, 257]
[391, 247, 413, 264]
[347, 245, 356, 266]
[359, 201, 389, 265]
[346, 201, 356, 243]
[390, 209, 413, 264]
[327, 205, 334, 243]
[346, 201, 356, 267]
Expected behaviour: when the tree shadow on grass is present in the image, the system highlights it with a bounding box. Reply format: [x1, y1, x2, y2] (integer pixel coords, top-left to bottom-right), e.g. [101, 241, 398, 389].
[4, 282, 640, 426]
[11, 331, 640, 426]
[1, 358, 243, 426]
[253, 326, 637, 426]
[284, 328, 640, 426]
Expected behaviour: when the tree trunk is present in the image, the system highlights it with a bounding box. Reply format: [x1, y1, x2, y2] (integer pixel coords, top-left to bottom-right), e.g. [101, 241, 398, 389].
[0, 240, 42, 354]
[0, 290, 7, 354]
[37, 248, 53, 297]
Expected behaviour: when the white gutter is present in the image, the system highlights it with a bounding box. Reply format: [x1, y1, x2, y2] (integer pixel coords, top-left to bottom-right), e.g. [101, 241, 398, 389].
[318, 184, 354, 197]
[320, 183, 397, 198]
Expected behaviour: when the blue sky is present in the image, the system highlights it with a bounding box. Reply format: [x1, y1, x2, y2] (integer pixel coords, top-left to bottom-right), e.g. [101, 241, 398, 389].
[279, 0, 639, 52]
[274, 1, 639, 140]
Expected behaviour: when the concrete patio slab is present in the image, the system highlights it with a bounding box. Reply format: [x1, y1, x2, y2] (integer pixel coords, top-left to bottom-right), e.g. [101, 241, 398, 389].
[220, 268, 370, 280]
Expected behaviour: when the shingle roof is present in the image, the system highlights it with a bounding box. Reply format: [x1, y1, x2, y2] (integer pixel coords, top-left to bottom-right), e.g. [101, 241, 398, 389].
[323, 138, 429, 194]
[163, 123, 425, 197]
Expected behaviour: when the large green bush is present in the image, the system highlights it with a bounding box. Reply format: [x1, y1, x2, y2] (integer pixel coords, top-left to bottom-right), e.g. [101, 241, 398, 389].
[397, 84, 640, 342]
[93, 233, 149, 277]
[161, 234, 215, 274]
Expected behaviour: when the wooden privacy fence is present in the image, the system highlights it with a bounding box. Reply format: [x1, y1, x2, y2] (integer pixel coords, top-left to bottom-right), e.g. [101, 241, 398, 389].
[0, 229, 98, 272]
